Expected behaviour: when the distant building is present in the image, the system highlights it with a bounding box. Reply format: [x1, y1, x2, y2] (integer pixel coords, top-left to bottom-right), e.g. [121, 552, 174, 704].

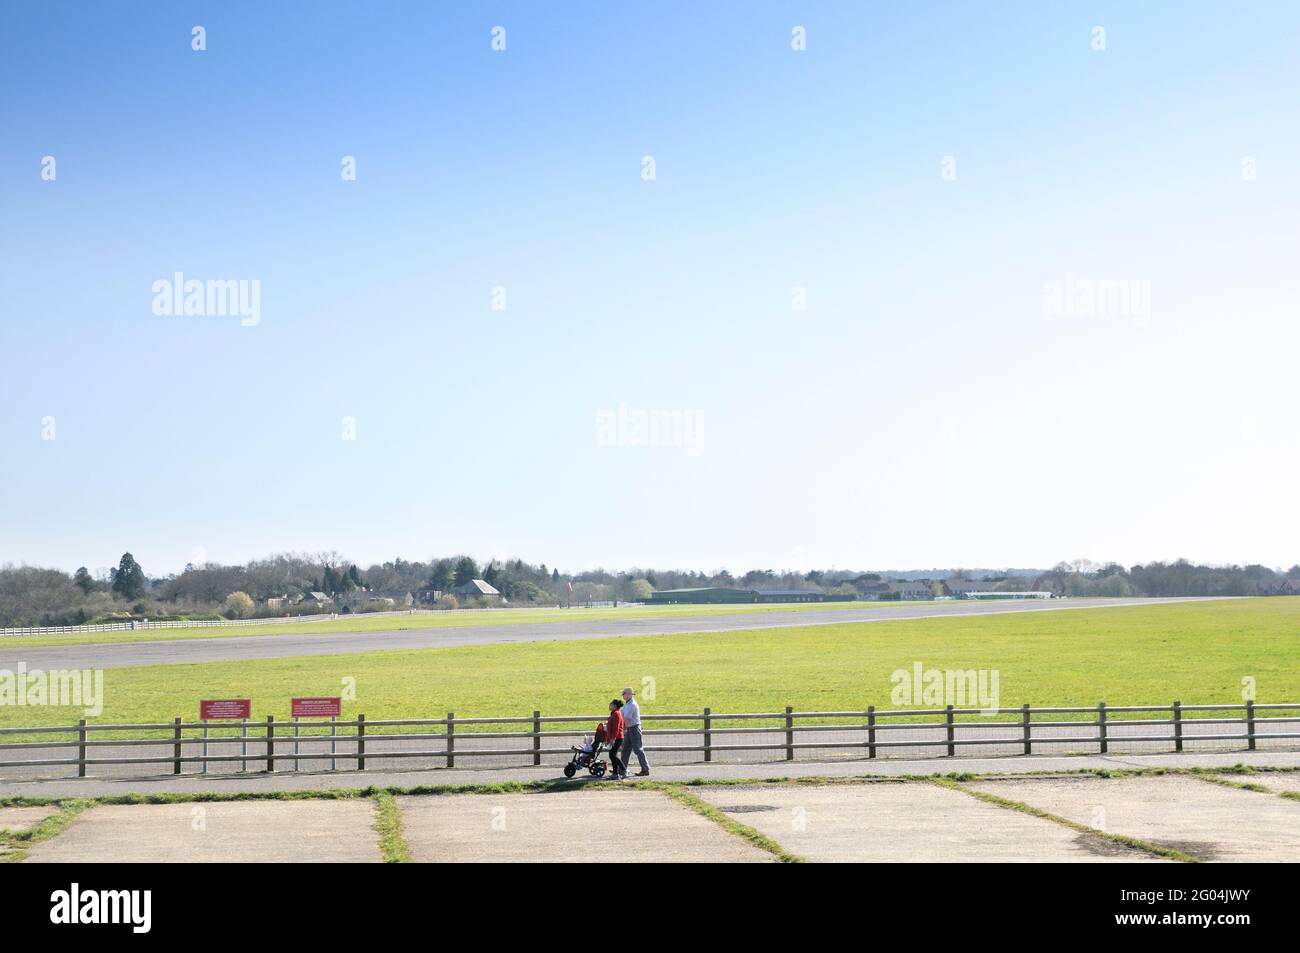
[944, 579, 1048, 599]
[963, 590, 1051, 600]
[861, 580, 934, 601]
[645, 587, 758, 605]
[336, 590, 415, 612]
[887, 580, 934, 600]
[452, 579, 501, 599]
[301, 591, 333, 607]
[645, 586, 854, 605]
[856, 581, 891, 599]
[266, 596, 290, 610]
[943, 580, 989, 599]
[753, 588, 825, 603]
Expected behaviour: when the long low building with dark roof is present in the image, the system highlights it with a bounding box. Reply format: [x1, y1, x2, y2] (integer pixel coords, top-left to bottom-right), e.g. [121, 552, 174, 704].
[644, 586, 854, 605]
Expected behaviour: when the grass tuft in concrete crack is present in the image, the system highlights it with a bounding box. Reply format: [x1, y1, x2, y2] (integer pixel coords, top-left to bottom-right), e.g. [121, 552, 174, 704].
[0, 799, 95, 864]
[372, 791, 411, 863]
[651, 784, 805, 863]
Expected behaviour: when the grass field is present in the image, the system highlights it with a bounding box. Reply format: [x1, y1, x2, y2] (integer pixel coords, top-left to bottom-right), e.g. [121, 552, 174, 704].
[3, 600, 917, 648]
[1, 598, 1296, 732]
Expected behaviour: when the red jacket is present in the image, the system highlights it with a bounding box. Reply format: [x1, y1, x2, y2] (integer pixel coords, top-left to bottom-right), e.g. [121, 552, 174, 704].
[604, 709, 625, 741]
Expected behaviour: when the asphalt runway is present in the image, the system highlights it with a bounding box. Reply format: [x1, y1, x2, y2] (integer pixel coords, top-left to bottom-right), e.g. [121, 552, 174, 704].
[0, 596, 1226, 671]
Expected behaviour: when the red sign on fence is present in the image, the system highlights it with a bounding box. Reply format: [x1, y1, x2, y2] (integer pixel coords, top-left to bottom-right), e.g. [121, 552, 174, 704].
[291, 697, 342, 718]
[200, 699, 251, 720]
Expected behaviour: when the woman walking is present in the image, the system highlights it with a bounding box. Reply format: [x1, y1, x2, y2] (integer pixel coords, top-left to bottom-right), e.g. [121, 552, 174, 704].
[603, 698, 626, 780]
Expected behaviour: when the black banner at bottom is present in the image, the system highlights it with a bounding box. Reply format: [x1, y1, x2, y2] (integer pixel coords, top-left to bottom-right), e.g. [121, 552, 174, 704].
[0, 861, 1289, 940]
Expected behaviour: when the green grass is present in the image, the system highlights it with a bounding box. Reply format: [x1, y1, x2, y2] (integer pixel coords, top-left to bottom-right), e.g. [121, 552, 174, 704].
[1189, 774, 1274, 794]
[0, 798, 94, 863]
[2, 598, 1296, 736]
[372, 791, 412, 863]
[5, 600, 917, 647]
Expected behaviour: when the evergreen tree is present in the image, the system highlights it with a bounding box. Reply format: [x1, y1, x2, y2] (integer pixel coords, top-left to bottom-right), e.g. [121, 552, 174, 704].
[73, 566, 96, 594]
[110, 553, 146, 600]
[453, 556, 478, 587]
[427, 559, 455, 591]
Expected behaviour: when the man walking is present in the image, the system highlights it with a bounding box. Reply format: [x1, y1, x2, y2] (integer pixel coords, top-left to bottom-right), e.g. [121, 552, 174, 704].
[620, 687, 650, 776]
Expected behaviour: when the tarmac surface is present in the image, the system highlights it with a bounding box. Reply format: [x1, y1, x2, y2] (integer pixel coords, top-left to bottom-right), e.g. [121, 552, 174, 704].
[0, 805, 58, 832]
[398, 788, 773, 863]
[10, 760, 1299, 863]
[691, 781, 1166, 863]
[0, 597, 1222, 670]
[965, 774, 1300, 862]
[21, 799, 382, 863]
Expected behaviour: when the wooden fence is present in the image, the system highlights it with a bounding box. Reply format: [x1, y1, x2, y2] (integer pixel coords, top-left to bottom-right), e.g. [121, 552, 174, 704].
[1, 701, 1297, 780]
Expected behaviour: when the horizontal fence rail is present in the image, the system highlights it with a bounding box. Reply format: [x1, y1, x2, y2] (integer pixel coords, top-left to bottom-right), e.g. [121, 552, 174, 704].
[0, 701, 1297, 781]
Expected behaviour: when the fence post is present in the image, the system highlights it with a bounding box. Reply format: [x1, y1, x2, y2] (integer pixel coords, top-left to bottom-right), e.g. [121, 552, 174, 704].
[1098, 702, 1108, 754]
[266, 714, 275, 772]
[945, 705, 955, 757]
[867, 705, 876, 759]
[1022, 704, 1032, 755]
[533, 710, 541, 766]
[1246, 700, 1256, 751]
[703, 707, 712, 763]
[357, 713, 366, 771]
[447, 711, 456, 768]
[1173, 699, 1183, 753]
[78, 719, 87, 778]
[784, 706, 794, 761]
[173, 717, 182, 775]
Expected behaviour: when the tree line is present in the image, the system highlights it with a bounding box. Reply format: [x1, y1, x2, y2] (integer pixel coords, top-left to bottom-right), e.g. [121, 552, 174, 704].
[1, 552, 1297, 628]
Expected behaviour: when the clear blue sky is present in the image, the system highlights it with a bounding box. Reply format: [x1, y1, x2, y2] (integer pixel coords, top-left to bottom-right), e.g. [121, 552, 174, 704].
[3, 2, 1298, 577]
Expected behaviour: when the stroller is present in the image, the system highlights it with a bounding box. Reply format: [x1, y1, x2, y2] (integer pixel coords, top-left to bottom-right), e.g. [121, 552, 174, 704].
[563, 728, 610, 778]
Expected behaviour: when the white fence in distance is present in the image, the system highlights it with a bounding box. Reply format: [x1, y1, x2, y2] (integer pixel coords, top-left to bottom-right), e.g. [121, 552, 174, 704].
[0, 608, 429, 637]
